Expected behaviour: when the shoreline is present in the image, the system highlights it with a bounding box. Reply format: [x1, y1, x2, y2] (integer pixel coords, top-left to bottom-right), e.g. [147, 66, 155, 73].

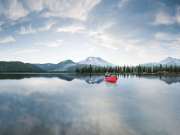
[0, 72, 180, 76]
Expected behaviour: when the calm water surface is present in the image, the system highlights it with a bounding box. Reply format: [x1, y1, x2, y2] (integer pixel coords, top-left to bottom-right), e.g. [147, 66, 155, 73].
[0, 74, 180, 135]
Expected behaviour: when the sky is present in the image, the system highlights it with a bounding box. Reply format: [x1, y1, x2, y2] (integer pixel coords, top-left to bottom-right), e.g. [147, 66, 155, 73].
[0, 0, 180, 65]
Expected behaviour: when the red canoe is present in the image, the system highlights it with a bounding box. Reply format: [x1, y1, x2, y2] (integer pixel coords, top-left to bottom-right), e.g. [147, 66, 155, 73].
[105, 76, 118, 83]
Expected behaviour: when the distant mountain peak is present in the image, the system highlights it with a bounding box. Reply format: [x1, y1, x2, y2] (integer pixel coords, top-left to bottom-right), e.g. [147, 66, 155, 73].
[166, 56, 174, 59]
[58, 59, 75, 64]
[161, 57, 175, 62]
[78, 56, 113, 67]
[160, 57, 180, 65]
[143, 57, 180, 66]
[86, 56, 102, 60]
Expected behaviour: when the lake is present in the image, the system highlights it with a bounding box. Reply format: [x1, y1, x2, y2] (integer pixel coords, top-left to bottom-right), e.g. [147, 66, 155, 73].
[0, 74, 180, 135]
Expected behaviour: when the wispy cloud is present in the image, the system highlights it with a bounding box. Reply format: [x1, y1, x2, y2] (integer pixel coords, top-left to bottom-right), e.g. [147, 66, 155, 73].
[18, 21, 56, 35]
[90, 32, 119, 50]
[18, 25, 36, 35]
[57, 25, 86, 33]
[15, 49, 40, 54]
[38, 21, 56, 32]
[35, 40, 63, 48]
[0, 36, 16, 44]
[153, 7, 180, 25]
[176, 6, 180, 24]
[154, 32, 171, 41]
[87, 22, 120, 50]
[153, 10, 175, 25]
[4, 0, 28, 20]
[1, 0, 101, 21]
[0, 21, 4, 31]
[42, 0, 101, 21]
[118, 0, 130, 8]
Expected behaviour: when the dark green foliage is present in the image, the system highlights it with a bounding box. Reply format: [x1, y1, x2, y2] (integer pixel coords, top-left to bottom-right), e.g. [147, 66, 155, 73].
[0, 61, 180, 74]
[76, 64, 180, 74]
[0, 61, 44, 73]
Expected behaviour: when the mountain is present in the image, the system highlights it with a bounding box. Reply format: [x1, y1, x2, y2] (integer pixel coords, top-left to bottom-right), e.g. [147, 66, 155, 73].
[35, 57, 114, 72]
[35, 60, 77, 72]
[159, 57, 180, 65]
[78, 57, 113, 67]
[0, 61, 44, 73]
[35, 63, 57, 71]
[53, 60, 77, 72]
[143, 57, 180, 66]
[0, 57, 114, 73]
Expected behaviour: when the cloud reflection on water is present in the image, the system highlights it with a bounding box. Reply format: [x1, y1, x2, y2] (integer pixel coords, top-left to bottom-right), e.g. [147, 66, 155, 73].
[0, 74, 179, 135]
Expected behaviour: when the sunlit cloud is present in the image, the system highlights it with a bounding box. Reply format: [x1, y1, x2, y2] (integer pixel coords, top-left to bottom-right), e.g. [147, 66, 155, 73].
[26, 0, 101, 21]
[0, 0, 101, 21]
[87, 22, 120, 50]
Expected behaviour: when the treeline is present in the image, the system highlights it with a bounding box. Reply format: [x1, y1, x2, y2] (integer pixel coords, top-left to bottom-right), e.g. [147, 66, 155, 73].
[76, 64, 180, 74]
[0, 61, 44, 73]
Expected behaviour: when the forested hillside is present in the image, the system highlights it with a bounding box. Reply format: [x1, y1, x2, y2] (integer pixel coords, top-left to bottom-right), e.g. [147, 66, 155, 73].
[0, 61, 44, 72]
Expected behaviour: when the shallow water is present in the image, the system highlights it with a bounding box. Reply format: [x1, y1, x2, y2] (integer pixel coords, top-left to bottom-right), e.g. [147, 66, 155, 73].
[0, 74, 180, 135]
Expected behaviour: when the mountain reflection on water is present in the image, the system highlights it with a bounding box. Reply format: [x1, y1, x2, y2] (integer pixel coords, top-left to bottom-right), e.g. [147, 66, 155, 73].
[0, 73, 105, 84]
[0, 73, 180, 135]
[0, 73, 180, 84]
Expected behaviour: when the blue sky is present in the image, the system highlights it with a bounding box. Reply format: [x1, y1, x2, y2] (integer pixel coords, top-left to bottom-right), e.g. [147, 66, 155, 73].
[0, 0, 180, 65]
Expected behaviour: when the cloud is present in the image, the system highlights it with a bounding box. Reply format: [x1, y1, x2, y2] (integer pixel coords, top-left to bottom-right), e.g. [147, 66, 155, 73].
[0, 21, 4, 31]
[154, 32, 180, 42]
[153, 32, 180, 55]
[153, 7, 180, 25]
[153, 10, 175, 25]
[18, 21, 56, 35]
[118, 0, 130, 8]
[176, 6, 180, 24]
[25, 0, 101, 21]
[18, 25, 36, 35]
[154, 32, 170, 40]
[0, 36, 16, 44]
[87, 22, 120, 50]
[90, 32, 119, 50]
[35, 40, 63, 48]
[3, 0, 28, 20]
[15, 49, 40, 54]
[0, 0, 101, 21]
[57, 24, 86, 33]
[38, 20, 56, 31]
[25, 0, 44, 11]
[87, 21, 179, 62]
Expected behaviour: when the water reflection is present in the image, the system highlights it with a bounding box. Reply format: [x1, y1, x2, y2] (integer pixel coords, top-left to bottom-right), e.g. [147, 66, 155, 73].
[0, 74, 180, 135]
[0, 73, 104, 84]
[134, 74, 180, 85]
[0, 73, 180, 85]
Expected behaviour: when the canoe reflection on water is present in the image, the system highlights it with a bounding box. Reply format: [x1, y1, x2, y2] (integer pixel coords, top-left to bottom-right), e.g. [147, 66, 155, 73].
[0, 73, 180, 135]
[105, 76, 118, 83]
[0, 73, 180, 84]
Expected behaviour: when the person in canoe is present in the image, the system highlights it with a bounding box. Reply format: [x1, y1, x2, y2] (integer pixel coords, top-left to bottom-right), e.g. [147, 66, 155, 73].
[104, 72, 118, 83]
